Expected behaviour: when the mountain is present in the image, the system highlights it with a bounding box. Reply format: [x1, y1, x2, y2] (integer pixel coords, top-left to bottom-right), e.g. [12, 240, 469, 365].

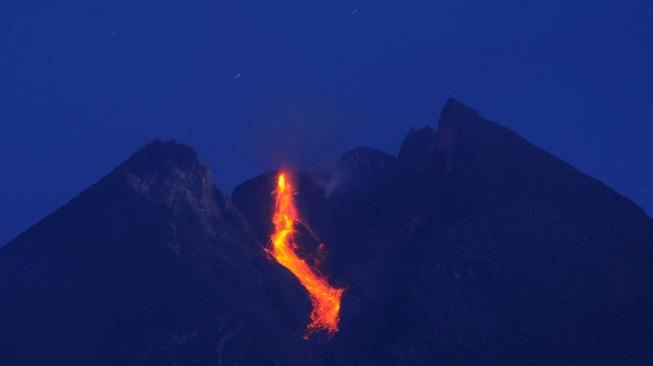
[2, 99, 653, 365]
[0, 140, 316, 365]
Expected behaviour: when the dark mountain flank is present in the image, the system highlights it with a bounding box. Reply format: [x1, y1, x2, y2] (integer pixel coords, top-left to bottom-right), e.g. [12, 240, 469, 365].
[2, 99, 652, 365]
[0, 140, 315, 365]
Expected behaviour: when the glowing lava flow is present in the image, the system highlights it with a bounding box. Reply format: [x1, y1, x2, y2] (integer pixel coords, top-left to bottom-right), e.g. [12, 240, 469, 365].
[268, 172, 344, 338]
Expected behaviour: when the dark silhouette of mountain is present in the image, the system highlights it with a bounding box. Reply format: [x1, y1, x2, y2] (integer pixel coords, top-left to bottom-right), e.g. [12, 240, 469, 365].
[2, 99, 653, 365]
[0, 140, 317, 365]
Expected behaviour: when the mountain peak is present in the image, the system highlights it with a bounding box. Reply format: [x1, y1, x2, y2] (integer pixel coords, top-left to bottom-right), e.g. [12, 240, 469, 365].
[94, 139, 225, 224]
[119, 138, 201, 178]
[336, 147, 397, 196]
[398, 98, 486, 166]
[341, 146, 396, 171]
[435, 98, 501, 147]
[439, 98, 481, 125]
[434, 98, 526, 159]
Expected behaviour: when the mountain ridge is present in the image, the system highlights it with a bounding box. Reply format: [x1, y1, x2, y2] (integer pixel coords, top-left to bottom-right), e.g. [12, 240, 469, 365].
[1, 98, 652, 365]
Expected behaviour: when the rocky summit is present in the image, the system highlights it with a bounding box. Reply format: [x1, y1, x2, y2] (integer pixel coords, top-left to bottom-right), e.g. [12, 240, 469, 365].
[2, 99, 652, 366]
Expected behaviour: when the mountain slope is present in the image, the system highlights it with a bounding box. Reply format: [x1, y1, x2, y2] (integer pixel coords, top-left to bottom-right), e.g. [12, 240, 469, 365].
[2, 100, 653, 365]
[0, 139, 314, 366]
[322, 99, 653, 365]
[231, 99, 653, 365]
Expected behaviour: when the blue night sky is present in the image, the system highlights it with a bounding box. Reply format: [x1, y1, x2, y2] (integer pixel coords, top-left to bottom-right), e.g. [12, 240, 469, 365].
[1, 0, 652, 245]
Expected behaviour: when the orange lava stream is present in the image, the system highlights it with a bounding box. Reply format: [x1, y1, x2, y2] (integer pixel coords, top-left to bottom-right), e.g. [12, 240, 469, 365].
[268, 172, 344, 338]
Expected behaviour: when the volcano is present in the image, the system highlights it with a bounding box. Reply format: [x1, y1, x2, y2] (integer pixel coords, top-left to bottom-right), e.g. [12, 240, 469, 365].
[1, 99, 653, 365]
